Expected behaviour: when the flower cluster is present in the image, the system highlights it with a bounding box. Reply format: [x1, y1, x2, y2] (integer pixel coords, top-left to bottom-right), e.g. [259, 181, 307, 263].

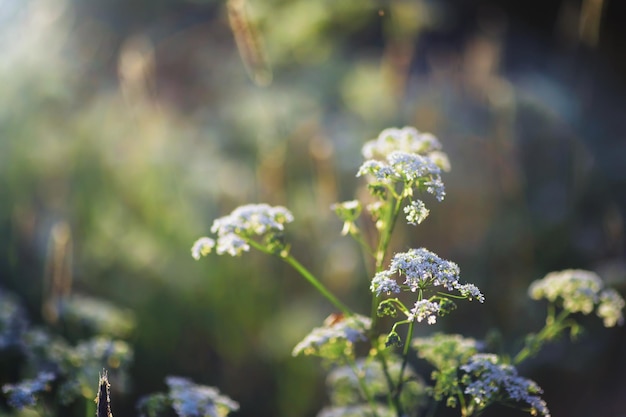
[461, 354, 550, 417]
[2, 372, 55, 409]
[361, 127, 448, 170]
[412, 334, 482, 406]
[371, 248, 484, 303]
[317, 404, 395, 417]
[292, 314, 371, 359]
[192, 204, 293, 257]
[412, 334, 480, 370]
[357, 152, 445, 202]
[529, 269, 625, 327]
[165, 376, 240, 417]
[403, 200, 429, 225]
[409, 300, 440, 324]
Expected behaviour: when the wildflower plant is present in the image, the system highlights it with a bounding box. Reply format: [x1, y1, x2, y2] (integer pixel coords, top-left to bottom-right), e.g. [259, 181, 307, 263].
[192, 126, 624, 417]
[0, 288, 133, 416]
[137, 376, 239, 417]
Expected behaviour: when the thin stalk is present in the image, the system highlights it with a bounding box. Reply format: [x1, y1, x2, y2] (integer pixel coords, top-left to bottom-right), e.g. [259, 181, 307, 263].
[375, 349, 404, 415]
[371, 194, 405, 325]
[346, 356, 380, 417]
[282, 253, 353, 316]
[247, 240, 353, 316]
[374, 194, 404, 272]
[513, 308, 571, 365]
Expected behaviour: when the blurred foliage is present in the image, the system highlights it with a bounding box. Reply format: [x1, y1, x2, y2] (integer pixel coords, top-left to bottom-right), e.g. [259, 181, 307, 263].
[1, 0, 625, 416]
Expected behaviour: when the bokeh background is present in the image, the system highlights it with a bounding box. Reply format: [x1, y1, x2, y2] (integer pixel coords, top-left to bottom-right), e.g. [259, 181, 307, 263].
[1, 0, 625, 416]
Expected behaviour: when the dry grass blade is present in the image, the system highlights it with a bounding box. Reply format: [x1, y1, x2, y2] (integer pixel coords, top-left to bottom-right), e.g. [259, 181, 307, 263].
[96, 370, 113, 417]
[226, 0, 272, 86]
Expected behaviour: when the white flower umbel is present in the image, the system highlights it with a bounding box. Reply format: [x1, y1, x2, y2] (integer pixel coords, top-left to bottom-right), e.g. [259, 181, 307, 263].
[597, 289, 625, 327]
[529, 269, 624, 326]
[292, 314, 371, 359]
[191, 204, 294, 257]
[166, 376, 239, 417]
[404, 200, 429, 225]
[362, 127, 442, 160]
[371, 248, 484, 303]
[357, 151, 445, 202]
[412, 333, 481, 370]
[461, 354, 550, 417]
[409, 300, 440, 324]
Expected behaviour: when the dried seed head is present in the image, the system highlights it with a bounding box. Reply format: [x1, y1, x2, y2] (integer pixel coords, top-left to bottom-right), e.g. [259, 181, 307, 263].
[96, 370, 113, 417]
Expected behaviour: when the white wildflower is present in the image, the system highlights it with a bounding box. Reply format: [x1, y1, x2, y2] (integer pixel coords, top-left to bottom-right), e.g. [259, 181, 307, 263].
[390, 248, 461, 292]
[404, 200, 430, 225]
[597, 289, 625, 327]
[461, 354, 550, 417]
[370, 248, 484, 302]
[193, 204, 294, 258]
[361, 126, 442, 159]
[409, 300, 440, 324]
[292, 314, 371, 357]
[529, 269, 624, 325]
[166, 376, 239, 417]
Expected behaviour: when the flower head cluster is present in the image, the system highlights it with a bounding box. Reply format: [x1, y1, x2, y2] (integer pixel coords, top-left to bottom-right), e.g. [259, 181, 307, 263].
[362, 127, 446, 165]
[412, 333, 481, 370]
[529, 269, 624, 327]
[166, 376, 240, 417]
[357, 151, 445, 202]
[317, 404, 395, 417]
[409, 300, 441, 324]
[404, 200, 429, 225]
[192, 204, 294, 257]
[292, 314, 371, 359]
[2, 372, 55, 409]
[461, 354, 550, 417]
[371, 248, 484, 303]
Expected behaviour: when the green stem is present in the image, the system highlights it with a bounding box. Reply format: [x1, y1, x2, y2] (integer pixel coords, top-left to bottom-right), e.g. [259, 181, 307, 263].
[282, 253, 353, 316]
[371, 194, 405, 326]
[374, 194, 404, 272]
[392, 320, 415, 417]
[346, 356, 380, 417]
[513, 308, 571, 365]
[375, 349, 403, 415]
[246, 239, 352, 315]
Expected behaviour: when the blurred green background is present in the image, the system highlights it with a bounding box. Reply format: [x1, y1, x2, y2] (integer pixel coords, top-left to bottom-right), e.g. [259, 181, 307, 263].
[1, 0, 625, 416]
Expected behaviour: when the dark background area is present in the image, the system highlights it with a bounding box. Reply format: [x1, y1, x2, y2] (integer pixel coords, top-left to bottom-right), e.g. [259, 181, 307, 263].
[1, 0, 625, 416]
